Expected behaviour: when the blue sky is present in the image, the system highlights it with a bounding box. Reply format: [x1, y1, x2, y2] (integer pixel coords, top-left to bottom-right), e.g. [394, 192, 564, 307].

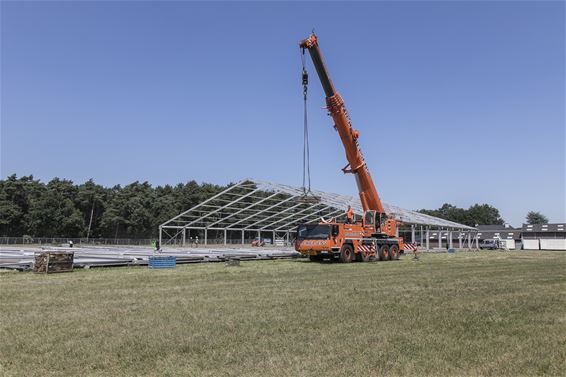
[1, 1, 564, 226]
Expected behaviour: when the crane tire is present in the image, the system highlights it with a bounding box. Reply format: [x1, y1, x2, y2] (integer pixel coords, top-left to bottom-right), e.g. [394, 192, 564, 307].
[389, 244, 400, 260]
[378, 245, 389, 261]
[355, 249, 371, 262]
[339, 244, 353, 263]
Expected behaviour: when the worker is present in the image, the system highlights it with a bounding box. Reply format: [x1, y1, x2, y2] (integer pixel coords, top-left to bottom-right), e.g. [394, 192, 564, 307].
[412, 246, 419, 260]
[346, 205, 354, 224]
[195, 236, 199, 248]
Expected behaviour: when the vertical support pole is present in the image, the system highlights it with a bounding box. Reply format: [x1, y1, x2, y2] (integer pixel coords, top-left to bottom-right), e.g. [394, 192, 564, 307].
[467, 231, 471, 249]
[223, 229, 227, 246]
[182, 228, 186, 247]
[158, 226, 162, 250]
[449, 230, 453, 249]
[475, 232, 479, 249]
[420, 225, 424, 247]
[459, 230, 462, 249]
[438, 228, 442, 249]
[204, 228, 208, 246]
[241, 230, 245, 245]
[426, 227, 430, 250]
[411, 224, 416, 244]
[272, 230, 276, 245]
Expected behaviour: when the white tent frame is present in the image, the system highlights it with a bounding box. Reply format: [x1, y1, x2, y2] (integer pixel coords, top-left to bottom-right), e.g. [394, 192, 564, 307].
[159, 179, 476, 247]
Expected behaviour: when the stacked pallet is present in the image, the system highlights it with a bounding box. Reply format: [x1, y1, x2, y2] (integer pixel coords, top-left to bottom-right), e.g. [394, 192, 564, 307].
[33, 252, 74, 273]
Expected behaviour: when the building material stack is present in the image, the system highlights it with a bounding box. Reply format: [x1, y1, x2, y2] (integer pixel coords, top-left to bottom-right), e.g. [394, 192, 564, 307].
[33, 251, 74, 273]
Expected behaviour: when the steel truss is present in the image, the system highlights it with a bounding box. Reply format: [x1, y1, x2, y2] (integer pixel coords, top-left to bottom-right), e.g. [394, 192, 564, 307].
[159, 179, 476, 247]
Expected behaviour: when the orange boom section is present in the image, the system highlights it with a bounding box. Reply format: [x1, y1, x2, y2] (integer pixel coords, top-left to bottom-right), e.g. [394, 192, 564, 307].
[300, 34, 385, 215]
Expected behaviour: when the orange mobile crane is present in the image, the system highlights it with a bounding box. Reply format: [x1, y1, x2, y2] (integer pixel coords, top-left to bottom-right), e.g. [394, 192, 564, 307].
[294, 33, 406, 262]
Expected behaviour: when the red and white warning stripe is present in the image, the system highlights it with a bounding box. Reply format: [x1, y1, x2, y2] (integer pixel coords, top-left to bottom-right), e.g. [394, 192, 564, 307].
[404, 243, 417, 252]
[357, 244, 376, 253]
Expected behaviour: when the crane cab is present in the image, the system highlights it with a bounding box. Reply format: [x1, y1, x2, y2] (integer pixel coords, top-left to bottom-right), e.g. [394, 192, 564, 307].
[361, 210, 398, 238]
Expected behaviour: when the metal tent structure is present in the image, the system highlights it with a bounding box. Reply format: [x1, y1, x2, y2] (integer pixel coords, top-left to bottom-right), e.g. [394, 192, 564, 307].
[159, 179, 477, 249]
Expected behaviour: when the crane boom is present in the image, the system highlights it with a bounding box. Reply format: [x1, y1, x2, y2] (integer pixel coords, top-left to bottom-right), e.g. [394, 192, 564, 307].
[295, 33, 408, 262]
[300, 33, 385, 215]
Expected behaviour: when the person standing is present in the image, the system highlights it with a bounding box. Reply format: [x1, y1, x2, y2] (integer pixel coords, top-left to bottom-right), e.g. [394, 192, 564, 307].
[346, 205, 354, 224]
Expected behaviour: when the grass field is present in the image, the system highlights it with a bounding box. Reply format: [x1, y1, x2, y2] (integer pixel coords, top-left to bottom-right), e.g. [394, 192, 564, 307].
[1, 251, 565, 377]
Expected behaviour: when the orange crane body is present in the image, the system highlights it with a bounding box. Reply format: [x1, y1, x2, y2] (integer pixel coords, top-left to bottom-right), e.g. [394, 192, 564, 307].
[295, 33, 404, 262]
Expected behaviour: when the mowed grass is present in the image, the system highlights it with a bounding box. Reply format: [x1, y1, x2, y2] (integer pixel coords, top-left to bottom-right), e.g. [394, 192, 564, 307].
[1, 251, 565, 377]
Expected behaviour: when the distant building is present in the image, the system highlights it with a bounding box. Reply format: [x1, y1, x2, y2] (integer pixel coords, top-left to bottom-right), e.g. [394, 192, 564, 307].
[476, 225, 522, 240]
[473, 225, 522, 250]
[522, 223, 566, 250]
[416, 223, 565, 250]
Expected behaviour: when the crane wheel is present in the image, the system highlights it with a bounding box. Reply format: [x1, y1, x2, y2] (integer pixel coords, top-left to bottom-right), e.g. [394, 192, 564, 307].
[355, 249, 371, 262]
[389, 244, 400, 260]
[378, 245, 389, 261]
[339, 245, 353, 263]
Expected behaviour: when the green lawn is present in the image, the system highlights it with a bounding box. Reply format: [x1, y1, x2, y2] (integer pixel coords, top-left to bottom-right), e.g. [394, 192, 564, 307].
[1, 251, 565, 376]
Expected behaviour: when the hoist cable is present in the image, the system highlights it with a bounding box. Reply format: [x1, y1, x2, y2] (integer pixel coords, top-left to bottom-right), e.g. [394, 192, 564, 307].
[301, 47, 311, 194]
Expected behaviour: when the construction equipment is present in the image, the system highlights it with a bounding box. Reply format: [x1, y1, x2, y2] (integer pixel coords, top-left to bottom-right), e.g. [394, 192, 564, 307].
[294, 33, 407, 262]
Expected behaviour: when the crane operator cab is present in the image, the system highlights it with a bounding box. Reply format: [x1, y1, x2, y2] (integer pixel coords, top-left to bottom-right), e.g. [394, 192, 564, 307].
[362, 210, 398, 239]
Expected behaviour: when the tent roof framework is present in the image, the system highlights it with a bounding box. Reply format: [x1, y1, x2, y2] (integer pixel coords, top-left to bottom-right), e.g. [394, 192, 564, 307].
[160, 179, 474, 242]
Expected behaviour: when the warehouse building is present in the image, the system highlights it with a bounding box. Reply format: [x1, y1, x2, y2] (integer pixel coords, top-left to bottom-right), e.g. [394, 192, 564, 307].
[475, 225, 522, 250]
[522, 223, 566, 250]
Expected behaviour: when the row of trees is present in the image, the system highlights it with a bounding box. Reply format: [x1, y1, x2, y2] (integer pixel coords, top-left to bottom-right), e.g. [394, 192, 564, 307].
[418, 203, 549, 227]
[418, 203, 505, 227]
[0, 175, 224, 238]
[0, 175, 550, 238]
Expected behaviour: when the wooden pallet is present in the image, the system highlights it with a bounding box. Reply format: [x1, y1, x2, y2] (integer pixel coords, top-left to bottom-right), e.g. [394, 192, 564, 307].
[33, 252, 74, 274]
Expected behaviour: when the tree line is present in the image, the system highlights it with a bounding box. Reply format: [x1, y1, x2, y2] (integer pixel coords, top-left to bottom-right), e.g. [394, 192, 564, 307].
[0, 175, 224, 238]
[418, 203, 505, 227]
[418, 204, 549, 227]
[0, 175, 549, 238]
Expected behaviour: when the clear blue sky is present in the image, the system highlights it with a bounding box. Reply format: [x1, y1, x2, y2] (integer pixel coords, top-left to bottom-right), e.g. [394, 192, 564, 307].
[1, 1, 564, 226]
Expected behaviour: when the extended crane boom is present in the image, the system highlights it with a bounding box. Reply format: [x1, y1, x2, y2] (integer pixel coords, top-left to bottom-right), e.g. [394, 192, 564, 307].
[300, 33, 385, 215]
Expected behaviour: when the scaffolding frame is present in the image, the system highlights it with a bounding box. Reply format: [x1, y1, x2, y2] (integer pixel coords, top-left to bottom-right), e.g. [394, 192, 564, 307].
[159, 179, 476, 247]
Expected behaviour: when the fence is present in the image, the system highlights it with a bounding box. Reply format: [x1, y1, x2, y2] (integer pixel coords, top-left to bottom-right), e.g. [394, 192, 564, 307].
[0, 237, 292, 248]
[164, 238, 292, 247]
[0, 237, 154, 246]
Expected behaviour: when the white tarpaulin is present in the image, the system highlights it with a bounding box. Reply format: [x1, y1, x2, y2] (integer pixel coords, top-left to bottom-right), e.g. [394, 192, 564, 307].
[540, 239, 566, 250]
[522, 239, 540, 250]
